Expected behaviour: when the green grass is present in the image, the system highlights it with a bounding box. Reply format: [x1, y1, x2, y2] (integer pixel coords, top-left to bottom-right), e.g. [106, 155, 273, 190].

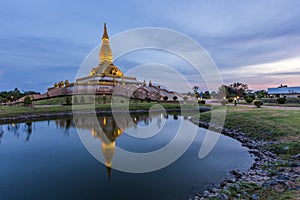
[0, 102, 199, 121]
[199, 106, 300, 141]
[197, 106, 300, 199]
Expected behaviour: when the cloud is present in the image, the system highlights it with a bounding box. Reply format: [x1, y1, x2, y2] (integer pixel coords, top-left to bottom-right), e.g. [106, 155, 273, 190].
[1, 0, 300, 91]
[221, 56, 300, 89]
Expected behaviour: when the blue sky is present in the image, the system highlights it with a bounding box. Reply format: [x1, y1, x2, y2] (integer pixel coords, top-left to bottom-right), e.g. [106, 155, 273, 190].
[1, 0, 300, 92]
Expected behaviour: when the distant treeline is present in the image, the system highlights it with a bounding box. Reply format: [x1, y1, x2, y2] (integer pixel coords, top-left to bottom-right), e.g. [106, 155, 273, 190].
[0, 88, 40, 103]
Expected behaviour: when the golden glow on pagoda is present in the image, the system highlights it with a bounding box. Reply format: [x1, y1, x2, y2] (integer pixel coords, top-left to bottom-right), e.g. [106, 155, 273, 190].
[89, 23, 124, 78]
[99, 23, 113, 64]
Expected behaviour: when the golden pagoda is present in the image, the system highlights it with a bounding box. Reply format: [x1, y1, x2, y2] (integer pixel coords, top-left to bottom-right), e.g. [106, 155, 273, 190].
[75, 23, 138, 86]
[39, 23, 182, 103]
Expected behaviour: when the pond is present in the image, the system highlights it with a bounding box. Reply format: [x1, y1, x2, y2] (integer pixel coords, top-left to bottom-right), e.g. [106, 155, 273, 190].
[0, 113, 253, 200]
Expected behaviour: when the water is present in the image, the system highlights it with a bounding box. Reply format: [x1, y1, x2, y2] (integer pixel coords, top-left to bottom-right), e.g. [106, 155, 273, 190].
[0, 113, 253, 200]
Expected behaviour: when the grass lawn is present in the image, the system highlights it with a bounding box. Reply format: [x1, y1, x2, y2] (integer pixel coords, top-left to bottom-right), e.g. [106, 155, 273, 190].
[0, 102, 199, 120]
[199, 106, 300, 142]
[198, 106, 300, 199]
[199, 106, 300, 158]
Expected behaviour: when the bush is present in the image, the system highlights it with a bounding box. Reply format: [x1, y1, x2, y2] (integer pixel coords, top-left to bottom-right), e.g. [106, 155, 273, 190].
[65, 96, 72, 105]
[277, 97, 286, 104]
[228, 98, 234, 103]
[163, 96, 168, 101]
[245, 97, 254, 104]
[80, 96, 85, 104]
[221, 99, 226, 106]
[245, 94, 256, 100]
[198, 99, 205, 104]
[146, 97, 151, 103]
[73, 96, 78, 104]
[24, 96, 32, 106]
[173, 96, 178, 101]
[254, 100, 263, 108]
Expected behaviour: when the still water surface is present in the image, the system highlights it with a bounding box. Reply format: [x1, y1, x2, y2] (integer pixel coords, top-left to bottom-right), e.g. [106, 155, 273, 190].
[0, 113, 253, 200]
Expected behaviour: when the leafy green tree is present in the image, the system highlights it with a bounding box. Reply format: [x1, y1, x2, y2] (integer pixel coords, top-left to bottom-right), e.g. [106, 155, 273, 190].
[73, 96, 78, 104]
[24, 96, 32, 106]
[80, 96, 85, 104]
[65, 96, 72, 105]
[203, 91, 211, 99]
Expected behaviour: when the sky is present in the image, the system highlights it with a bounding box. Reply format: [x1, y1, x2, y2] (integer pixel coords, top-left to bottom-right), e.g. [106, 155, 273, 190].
[0, 0, 300, 93]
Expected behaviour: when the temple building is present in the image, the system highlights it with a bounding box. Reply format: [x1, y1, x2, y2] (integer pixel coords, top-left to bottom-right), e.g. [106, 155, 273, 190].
[16, 23, 182, 103]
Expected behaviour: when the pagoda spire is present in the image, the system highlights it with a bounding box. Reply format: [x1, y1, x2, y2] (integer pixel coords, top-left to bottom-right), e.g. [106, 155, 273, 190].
[99, 23, 113, 64]
[102, 23, 109, 40]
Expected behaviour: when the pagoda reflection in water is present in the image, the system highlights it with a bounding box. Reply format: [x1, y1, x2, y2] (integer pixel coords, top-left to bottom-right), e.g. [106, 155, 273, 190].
[73, 113, 165, 180]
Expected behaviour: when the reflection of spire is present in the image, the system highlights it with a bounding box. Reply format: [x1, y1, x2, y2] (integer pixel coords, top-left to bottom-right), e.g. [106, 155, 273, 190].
[106, 166, 112, 181]
[101, 141, 115, 180]
[90, 116, 124, 181]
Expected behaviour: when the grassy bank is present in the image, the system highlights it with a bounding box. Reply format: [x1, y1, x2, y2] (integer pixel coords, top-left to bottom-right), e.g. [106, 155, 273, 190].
[0, 102, 199, 121]
[198, 106, 300, 199]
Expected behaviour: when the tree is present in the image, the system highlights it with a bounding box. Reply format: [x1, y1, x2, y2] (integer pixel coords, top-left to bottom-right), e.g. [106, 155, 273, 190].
[255, 90, 267, 98]
[24, 96, 32, 106]
[203, 91, 210, 99]
[73, 96, 78, 104]
[210, 91, 217, 98]
[217, 85, 229, 98]
[278, 84, 288, 88]
[217, 82, 248, 98]
[228, 82, 248, 97]
[80, 96, 85, 104]
[173, 96, 178, 101]
[163, 96, 168, 101]
[65, 96, 72, 105]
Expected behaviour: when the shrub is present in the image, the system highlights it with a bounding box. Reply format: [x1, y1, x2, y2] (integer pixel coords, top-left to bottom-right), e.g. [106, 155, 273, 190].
[24, 96, 32, 106]
[221, 99, 226, 106]
[245, 97, 254, 104]
[245, 94, 256, 100]
[146, 97, 151, 103]
[254, 100, 263, 108]
[163, 96, 168, 101]
[80, 96, 85, 104]
[73, 96, 78, 104]
[173, 96, 178, 101]
[228, 98, 234, 103]
[198, 99, 205, 104]
[65, 96, 72, 105]
[277, 97, 286, 104]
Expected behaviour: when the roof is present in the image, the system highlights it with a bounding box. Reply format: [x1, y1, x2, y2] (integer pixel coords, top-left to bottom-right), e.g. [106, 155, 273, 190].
[268, 87, 300, 94]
